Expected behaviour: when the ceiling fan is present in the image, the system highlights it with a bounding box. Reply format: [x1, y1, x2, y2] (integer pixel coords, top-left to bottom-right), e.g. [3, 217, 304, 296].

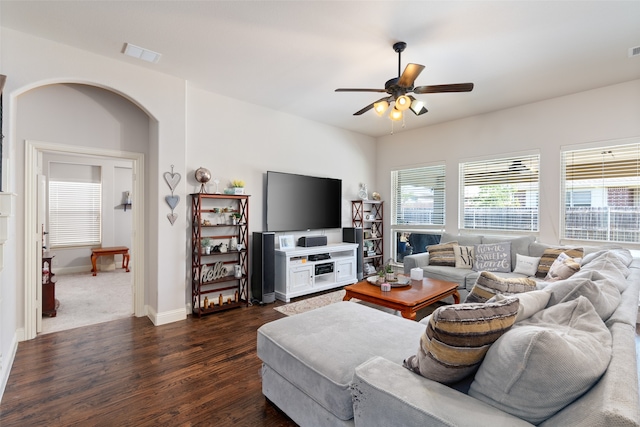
[335, 41, 474, 119]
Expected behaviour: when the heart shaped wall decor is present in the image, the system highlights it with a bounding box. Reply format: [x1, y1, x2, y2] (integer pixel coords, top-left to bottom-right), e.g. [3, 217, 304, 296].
[164, 171, 181, 192]
[165, 195, 180, 210]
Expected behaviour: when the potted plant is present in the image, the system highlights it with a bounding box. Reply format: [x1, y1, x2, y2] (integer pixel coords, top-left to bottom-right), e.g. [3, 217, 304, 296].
[201, 237, 211, 254]
[230, 179, 245, 195]
[385, 264, 395, 281]
[231, 212, 242, 225]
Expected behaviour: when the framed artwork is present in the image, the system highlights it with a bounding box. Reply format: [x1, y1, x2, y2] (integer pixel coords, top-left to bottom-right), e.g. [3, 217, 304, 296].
[279, 235, 295, 250]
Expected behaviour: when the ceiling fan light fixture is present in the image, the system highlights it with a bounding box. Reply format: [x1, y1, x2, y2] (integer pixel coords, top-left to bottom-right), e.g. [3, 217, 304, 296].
[395, 95, 411, 111]
[373, 100, 389, 116]
[389, 107, 403, 121]
[410, 98, 428, 116]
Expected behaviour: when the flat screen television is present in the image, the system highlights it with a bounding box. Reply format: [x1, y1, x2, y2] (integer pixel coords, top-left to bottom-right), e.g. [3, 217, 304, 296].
[266, 171, 342, 232]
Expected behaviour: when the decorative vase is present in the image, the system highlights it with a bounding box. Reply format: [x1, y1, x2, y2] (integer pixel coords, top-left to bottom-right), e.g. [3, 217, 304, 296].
[233, 187, 245, 195]
[230, 236, 238, 250]
[385, 272, 395, 281]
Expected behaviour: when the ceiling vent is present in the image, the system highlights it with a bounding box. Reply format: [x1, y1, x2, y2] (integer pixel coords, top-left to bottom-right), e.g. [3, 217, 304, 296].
[123, 43, 161, 63]
[629, 46, 640, 58]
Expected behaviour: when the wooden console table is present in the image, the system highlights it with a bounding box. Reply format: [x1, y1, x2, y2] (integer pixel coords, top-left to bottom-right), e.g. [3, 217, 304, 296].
[91, 246, 130, 276]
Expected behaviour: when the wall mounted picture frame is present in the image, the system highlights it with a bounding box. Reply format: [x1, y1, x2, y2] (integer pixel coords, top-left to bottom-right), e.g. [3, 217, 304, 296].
[279, 235, 295, 250]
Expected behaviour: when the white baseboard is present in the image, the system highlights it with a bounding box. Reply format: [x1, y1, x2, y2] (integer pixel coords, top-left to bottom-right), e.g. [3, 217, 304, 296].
[145, 305, 187, 326]
[0, 332, 19, 404]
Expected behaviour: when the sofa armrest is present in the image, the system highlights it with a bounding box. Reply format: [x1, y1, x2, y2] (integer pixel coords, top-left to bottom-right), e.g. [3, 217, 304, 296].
[403, 252, 430, 274]
[352, 357, 533, 427]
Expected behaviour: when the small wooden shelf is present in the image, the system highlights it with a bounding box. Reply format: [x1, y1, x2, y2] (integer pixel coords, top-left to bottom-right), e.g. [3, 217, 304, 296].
[191, 193, 250, 317]
[352, 200, 384, 275]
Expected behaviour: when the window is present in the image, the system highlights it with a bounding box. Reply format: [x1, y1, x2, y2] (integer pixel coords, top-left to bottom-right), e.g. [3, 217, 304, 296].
[48, 163, 102, 247]
[561, 142, 640, 243]
[391, 164, 445, 262]
[460, 154, 539, 231]
[391, 164, 446, 228]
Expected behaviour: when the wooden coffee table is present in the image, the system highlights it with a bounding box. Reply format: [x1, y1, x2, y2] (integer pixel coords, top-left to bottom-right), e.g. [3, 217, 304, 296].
[343, 276, 460, 320]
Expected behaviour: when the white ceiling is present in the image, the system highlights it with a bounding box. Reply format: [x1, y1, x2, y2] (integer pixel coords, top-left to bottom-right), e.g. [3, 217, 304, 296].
[2, 1, 639, 137]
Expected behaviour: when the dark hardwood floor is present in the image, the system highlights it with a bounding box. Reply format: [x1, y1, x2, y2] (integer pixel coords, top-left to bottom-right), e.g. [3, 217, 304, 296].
[2, 298, 639, 427]
[0, 301, 297, 427]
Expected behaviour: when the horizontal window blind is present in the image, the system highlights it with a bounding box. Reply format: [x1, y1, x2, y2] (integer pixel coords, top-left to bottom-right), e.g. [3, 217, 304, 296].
[561, 142, 640, 243]
[49, 181, 102, 247]
[391, 164, 445, 227]
[460, 154, 539, 231]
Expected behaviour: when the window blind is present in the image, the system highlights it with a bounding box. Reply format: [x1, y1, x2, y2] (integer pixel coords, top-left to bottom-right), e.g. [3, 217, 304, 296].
[561, 142, 640, 243]
[391, 164, 445, 227]
[49, 181, 102, 247]
[460, 154, 539, 231]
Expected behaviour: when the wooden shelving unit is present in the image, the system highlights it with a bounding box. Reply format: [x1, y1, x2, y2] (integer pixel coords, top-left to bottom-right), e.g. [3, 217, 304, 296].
[190, 193, 249, 316]
[351, 200, 384, 277]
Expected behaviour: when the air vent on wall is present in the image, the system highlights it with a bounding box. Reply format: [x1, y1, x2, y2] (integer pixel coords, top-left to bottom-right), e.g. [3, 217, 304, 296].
[123, 43, 162, 63]
[629, 46, 640, 58]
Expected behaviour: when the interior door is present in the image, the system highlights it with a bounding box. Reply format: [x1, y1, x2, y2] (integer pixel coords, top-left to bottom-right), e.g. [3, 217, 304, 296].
[36, 173, 46, 333]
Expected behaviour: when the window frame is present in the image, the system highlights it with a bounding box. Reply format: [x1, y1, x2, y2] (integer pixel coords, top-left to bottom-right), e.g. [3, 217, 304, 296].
[560, 140, 640, 244]
[459, 152, 540, 232]
[48, 180, 102, 248]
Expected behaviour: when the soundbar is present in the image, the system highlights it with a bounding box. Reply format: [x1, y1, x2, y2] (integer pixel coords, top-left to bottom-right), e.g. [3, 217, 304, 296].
[298, 235, 327, 247]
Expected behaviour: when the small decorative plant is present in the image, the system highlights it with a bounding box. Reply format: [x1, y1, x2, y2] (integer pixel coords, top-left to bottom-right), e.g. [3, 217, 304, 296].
[202, 237, 211, 247]
[230, 179, 245, 188]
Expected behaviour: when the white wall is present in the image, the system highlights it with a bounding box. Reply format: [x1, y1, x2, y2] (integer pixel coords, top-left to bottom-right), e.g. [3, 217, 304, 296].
[376, 79, 640, 255]
[0, 27, 377, 400]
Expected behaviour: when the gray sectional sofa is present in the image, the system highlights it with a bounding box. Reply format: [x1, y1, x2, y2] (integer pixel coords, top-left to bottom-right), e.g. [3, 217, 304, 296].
[257, 245, 640, 426]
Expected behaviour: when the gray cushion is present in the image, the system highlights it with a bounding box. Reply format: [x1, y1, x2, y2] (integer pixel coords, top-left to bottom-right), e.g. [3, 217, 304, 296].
[441, 232, 482, 247]
[472, 242, 511, 272]
[579, 251, 630, 291]
[482, 235, 535, 268]
[257, 301, 425, 421]
[545, 270, 621, 321]
[469, 297, 612, 424]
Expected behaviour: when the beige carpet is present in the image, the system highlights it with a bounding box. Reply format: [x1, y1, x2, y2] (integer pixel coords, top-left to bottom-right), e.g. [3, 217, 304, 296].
[41, 269, 133, 334]
[274, 289, 444, 321]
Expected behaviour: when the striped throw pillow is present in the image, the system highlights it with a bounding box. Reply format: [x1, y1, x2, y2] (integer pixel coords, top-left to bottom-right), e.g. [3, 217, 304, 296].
[465, 271, 537, 303]
[403, 296, 519, 384]
[427, 241, 458, 266]
[536, 247, 583, 278]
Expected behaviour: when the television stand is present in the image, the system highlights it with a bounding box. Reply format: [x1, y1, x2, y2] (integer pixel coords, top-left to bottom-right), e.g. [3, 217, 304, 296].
[274, 243, 358, 302]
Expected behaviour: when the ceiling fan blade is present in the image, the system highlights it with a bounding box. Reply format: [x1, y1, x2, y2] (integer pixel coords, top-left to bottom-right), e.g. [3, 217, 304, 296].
[413, 83, 474, 94]
[353, 96, 392, 116]
[397, 63, 425, 87]
[335, 88, 387, 93]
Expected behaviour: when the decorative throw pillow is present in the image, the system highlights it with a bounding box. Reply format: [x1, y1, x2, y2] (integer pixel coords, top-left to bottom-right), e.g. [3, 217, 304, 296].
[454, 245, 474, 269]
[536, 247, 583, 278]
[427, 241, 458, 267]
[469, 297, 612, 424]
[489, 290, 551, 322]
[513, 254, 540, 276]
[403, 296, 519, 384]
[544, 252, 580, 282]
[465, 271, 537, 303]
[472, 242, 511, 272]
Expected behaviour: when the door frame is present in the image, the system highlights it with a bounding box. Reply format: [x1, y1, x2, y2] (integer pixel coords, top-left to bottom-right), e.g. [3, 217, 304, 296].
[24, 139, 145, 339]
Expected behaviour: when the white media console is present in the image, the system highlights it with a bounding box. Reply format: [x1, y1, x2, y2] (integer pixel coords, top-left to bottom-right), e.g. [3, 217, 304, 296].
[274, 243, 359, 302]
